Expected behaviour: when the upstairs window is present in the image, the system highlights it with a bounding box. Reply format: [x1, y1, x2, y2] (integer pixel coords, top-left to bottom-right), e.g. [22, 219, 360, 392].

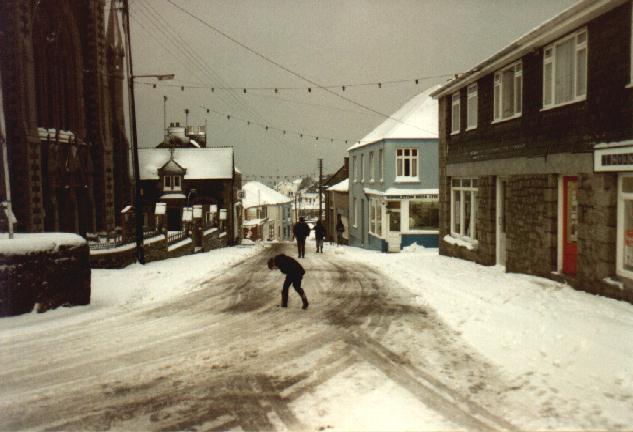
[494, 61, 522, 121]
[360, 154, 365, 182]
[466, 83, 478, 130]
[369, 151, 374, 181]
[163, 175, 182, 191]
[353, 156, 358, 182]
[396, 148, 418, 180]
[451, 92, 461, 134]
[450, 178, 478, 242]
[379, 149, 384, 181]
[543, 28, 587, 108]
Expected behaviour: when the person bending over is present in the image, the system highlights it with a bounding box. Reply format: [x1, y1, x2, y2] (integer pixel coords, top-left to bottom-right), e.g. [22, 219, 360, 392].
[268, 254, 309, 309]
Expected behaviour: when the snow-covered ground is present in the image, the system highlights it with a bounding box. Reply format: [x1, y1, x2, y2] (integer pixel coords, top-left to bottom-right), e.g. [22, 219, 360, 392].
[1, 240, 632, 430]
[332, 243, 633, 430]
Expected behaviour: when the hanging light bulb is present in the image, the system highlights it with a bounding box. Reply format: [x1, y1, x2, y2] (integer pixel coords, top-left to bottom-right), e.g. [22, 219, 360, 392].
[153, 84, 157, 88]
[308, 88, 312, 93]
[342, 85, 345, 91]
[243, 89, 247, 93]
[378, 83, 382, 88]
[206, 109, 210, 113]
[274, 88, 278, 93]
[415, 79, 419, 85]
[181, 86, 184, 91]
[227, 115, 231, 120]
[211, 88, 214, 92]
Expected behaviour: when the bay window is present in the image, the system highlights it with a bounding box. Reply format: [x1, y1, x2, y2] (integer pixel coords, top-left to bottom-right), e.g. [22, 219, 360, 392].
[451, 178, 478, 241]
[369, 198, 382, 236]
[543, 28, 587, 108]
[466, 83, 478, 130]
[493, 61, 522, 121]
[396, 148, 418, 180]
[451, 92, 460, 134]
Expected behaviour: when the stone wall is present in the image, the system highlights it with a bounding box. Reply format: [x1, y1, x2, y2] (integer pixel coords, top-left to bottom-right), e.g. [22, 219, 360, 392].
[506, 174, 558, 278]
[0, 243, 91, 317]
[90, 230, 228, 269]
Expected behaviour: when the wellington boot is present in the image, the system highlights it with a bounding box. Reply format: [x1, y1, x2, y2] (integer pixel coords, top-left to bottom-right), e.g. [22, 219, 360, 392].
[301, 294, 309, 310]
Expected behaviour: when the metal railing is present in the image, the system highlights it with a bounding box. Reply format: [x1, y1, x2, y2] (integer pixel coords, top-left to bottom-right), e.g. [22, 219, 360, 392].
[88, 229, 163, 250]
[166, 230, 187, 246]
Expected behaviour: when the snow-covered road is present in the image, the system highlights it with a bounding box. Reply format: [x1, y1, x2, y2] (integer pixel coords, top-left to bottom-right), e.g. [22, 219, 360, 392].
[2, 241, 632, 431]
[1, 243, 521, 431]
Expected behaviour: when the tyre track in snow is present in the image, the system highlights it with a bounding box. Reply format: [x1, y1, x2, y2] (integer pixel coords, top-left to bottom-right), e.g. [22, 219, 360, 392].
[1, 243, 518, 431]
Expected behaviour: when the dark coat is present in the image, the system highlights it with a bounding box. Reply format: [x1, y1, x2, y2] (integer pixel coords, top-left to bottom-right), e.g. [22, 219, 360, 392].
[314, 223, 326, 240]
[273, 254, 305, 278]
[293, 221, 310, 240]
[336, 221, 344, 233]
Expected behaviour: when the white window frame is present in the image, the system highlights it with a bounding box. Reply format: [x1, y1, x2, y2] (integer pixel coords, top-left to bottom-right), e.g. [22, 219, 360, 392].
[369, 151, 374, 182]
[466, 83, 478, 130]
[379, 149, 384, 181]
[617, 174, 633, 279]
[360, 154, 365, 182]
[353, 156, 358, 182]
[353, 197, 358, 228]
[369, 198, 383, 237]
[163, 175, 182, 192]
[450, 178, 478, 243]
[395, 148, 419, 182]
[543, 28, 588, 109]
[451, 91, 461, 134]
[493, 61, 522, 122]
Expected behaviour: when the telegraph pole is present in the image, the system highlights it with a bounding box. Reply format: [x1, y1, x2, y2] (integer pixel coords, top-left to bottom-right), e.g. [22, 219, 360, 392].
[318, 158, 323, 220]
[122, 0, 144, 264]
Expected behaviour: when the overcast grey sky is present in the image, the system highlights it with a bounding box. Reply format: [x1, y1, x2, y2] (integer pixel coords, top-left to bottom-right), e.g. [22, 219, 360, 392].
[129, 0, 577, 179]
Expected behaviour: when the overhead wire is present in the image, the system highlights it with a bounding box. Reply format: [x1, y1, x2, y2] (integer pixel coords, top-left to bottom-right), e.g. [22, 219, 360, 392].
[165, 0, 439, 137]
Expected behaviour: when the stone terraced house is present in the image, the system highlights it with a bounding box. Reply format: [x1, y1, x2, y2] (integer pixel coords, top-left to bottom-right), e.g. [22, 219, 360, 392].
[432, 0, 633, 303]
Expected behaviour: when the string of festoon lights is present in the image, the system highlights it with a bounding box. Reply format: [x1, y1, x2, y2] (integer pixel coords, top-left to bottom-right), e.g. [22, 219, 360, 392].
[135, 73, 456, 94]
[193, 105, 368, 146]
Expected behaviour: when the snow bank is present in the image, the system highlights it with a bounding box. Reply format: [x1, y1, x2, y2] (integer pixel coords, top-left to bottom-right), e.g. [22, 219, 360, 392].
[334, 245, 633, 429]
[0, 233, 85, 254]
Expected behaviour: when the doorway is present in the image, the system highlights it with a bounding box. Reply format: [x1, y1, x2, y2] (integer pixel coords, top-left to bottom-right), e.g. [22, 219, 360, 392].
[386, 200, 401, 252]
[562, 176, 578, 275]
[496, 178, 508, 266]
[167, 208, 182, 231]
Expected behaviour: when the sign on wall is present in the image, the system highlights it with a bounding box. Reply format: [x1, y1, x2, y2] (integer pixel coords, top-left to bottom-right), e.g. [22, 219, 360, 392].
[595, 146, 633, 172]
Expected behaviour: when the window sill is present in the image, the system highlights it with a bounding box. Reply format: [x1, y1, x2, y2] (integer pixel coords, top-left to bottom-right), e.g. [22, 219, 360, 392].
[450, 130, 460, 136]
[491, 114, 521, 125]
[541, 96, 586, 112]
[395, 177, 420, 183]
[405, 229, 439, 234]
[465, 126, 477, 132]
[627, 82, 633, 89]
[444, 234, 478, 250]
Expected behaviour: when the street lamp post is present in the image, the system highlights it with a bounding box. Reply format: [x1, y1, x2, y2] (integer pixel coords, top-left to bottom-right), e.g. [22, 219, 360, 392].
[122, 0, 174, 264]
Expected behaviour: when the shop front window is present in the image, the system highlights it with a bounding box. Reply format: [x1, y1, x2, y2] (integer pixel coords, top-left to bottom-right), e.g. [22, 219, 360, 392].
[618, 175, 633, 277]
[409, 200, 439, 230]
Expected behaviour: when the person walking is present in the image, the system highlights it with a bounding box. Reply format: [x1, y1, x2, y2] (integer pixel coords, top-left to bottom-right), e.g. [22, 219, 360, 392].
[314, 219, 326, 253]
[268, 254, 309, 309]
[335, 214, 345, 246]
[293, 216, 310, 258]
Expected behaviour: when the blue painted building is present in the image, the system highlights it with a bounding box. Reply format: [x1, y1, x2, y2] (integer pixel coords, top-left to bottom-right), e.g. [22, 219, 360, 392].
[347, 86, 439, 252]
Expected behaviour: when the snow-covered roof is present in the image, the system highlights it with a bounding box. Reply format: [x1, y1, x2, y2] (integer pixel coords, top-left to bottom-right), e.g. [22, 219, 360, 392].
[364, 187, 439, 198]
[348, 86, 440, 152]
[139, 147, 233, 180]
[243, 218, 267, 227]
[242, 181, 292, 208]
[327, 178, 349, 193]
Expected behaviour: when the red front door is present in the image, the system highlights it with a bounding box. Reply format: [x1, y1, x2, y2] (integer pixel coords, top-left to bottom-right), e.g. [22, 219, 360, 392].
[562, 176, 578, 275]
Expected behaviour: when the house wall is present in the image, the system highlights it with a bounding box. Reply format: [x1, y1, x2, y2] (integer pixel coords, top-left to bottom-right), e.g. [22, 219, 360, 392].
[438, 2, 633, 303]
[326, 190, 349, 244]
[348, 138, 439, 248]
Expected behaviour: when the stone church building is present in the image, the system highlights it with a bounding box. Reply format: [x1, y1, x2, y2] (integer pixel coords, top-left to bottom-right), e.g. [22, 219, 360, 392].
[0, 0, 131, 235]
